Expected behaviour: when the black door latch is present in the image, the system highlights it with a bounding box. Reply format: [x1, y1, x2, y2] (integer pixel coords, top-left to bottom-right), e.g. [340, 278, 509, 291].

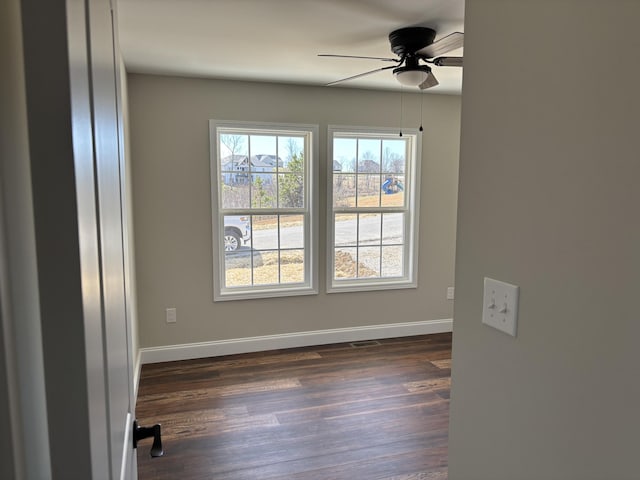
[133, 420, 164, 457]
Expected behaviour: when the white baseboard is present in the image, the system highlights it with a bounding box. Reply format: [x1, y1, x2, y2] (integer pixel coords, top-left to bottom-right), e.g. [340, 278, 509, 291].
[139, 318, 452, 365]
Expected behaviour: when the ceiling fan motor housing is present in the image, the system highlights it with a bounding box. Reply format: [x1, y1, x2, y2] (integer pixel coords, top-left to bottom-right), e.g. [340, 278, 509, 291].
[389, 27, 436, 56]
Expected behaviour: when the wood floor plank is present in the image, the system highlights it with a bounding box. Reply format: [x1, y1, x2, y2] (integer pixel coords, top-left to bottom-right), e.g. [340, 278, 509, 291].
[384, 469, 449, 480]
[430, 359, 451, 370]
[404, 378, 451, 394]
[138, 377, 302, 406]
[136, 333, 452, 479]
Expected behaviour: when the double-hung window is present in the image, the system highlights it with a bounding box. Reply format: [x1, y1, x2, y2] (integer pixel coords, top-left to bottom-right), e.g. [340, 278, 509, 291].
[210, 121, 318, 300]
[328, 126, 421, 292]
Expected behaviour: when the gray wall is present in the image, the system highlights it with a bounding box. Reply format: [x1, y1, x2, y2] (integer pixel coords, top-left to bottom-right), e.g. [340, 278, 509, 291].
[449, 1, 640, 479]
[0, 0, 40, 476]
[119, 56, 141, 383]
[0, 0, 53, 477]
[128, 74, 461, 348]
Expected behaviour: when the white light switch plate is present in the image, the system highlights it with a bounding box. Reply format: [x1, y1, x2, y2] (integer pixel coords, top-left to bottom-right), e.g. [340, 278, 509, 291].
[166, 307, 177, 323]
[482, 277, 519, 336]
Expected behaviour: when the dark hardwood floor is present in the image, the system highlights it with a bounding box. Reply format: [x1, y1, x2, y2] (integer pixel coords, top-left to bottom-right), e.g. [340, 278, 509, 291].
[135, 333, 451, 479]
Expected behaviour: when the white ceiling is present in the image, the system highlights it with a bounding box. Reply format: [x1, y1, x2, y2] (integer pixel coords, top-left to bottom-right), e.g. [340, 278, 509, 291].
[117, 0, 465, 94]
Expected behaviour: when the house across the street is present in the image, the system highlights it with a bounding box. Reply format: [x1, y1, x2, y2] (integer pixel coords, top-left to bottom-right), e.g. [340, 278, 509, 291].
[220, 154, 283, 184]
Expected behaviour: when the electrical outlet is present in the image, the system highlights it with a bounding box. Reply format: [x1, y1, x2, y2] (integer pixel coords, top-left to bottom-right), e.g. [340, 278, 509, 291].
[166, 307, 177, 324]
[482, 277, 518, 337]
[446, 286, 455, 300]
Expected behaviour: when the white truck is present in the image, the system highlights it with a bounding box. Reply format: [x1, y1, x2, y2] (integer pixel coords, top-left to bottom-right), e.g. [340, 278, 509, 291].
[224, 215, 251, 251]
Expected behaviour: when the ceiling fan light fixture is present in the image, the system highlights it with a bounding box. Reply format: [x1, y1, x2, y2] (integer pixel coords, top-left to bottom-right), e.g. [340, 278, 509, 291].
[393, 65, 431, 87]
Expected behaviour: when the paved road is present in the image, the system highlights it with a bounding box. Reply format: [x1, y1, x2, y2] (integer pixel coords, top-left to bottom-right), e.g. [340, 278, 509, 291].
[249, 214, 404, 250]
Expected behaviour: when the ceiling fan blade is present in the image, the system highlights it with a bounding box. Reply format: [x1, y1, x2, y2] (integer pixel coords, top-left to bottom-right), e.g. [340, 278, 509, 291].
[419, 71, 439, 90]
[416, 32, 464, 58]
[325, 65, 397, 86]
[319, 54, 399, 63]
[433, 56, 463, 67]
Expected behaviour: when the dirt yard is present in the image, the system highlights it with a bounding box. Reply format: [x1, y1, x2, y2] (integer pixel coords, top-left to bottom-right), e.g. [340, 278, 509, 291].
[225, 249, 380, 287]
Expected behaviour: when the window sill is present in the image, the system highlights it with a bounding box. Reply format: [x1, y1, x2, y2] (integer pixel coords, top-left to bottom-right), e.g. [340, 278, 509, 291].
[327, 278, 417, 294]
[214, 284, 318, 302]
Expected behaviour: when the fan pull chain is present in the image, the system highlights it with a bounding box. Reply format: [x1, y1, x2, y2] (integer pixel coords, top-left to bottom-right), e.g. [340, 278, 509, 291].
[399, 87, 404, 137]
[419, 91, 424, 132]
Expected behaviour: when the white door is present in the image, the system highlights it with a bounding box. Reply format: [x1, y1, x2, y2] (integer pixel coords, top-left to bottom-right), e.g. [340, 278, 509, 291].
[69, 0, 138, 477]
[89, 0, 138, 477]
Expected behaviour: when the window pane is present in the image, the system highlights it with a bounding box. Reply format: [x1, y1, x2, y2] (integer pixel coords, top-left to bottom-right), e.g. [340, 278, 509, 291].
[253, 250, 279, 285]
[356, 174, 380, 207]
[249, 135, 276, 164]
[281, 150, 304, 176]
[358, 246, 381, 277]
[381, 175, 405, 207]
[357, 139, 381, 173]
[248, 136, 279, 208]
[334, 247, 358, 279]
[252, 215, 278, 250]
[381, 246, 404, 277]
[280, 249, 305, 284]
[221, 181, 250, 209]
[382, 213, 404, 245]
[280, 215, 304, 249]
[333, 174, 356, 207]
[225, 251, 251, 287]
[278, 173, 304, 208]
[279, 136, 304, 172]
[335, 214, 357, 246]
[219, 134, 248, 171]
[382, 139, 406, 174]
[358, 213, 381, 245]
[222, 215, 251, 252]
[251, 175, 277, 208]
[334, 138, 356, 173]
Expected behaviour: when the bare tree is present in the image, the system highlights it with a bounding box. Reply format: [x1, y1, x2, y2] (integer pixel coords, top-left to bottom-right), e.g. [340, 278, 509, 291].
[382, 147, 405, 173]
[220, 134, 246, 169]
[361, 150, 377, 161]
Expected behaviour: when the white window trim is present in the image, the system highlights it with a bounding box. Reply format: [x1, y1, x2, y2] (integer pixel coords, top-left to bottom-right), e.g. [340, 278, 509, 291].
[326, 125, 422, 293]
[210, 120, 319, 301]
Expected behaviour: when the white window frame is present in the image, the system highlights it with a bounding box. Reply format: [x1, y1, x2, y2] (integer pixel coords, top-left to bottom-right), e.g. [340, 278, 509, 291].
[210, 120, 318, 301]
[327, 125, 421, 293]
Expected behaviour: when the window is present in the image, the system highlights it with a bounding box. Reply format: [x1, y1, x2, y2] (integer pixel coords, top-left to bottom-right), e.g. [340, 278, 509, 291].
[210, 121, 318, 300]
[327, 126, 421, 292]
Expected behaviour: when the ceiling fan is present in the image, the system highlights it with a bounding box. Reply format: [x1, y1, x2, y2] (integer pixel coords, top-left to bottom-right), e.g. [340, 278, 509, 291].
[320, 27, 463, 90]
